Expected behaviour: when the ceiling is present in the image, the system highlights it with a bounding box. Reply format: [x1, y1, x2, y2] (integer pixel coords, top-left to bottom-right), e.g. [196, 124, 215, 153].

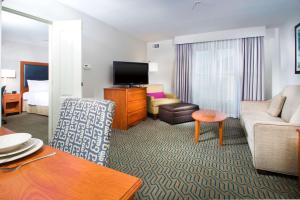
[57, 0, 300, 42]
[2, 11, 48, 45]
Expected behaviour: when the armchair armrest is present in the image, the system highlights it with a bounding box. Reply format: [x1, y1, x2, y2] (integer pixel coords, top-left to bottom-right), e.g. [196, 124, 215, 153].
[146, 95, 154, 102]
[240, 100, 271, 113]
[165, 93, 178, 99]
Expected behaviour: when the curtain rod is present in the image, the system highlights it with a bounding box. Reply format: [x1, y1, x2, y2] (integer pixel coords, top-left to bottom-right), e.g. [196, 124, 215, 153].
[2, 6, 52, 25]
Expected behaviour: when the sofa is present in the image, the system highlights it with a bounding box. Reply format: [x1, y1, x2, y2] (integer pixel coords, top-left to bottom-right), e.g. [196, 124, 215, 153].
[240, 85, 300, 175]
[146, 84, 181, 119]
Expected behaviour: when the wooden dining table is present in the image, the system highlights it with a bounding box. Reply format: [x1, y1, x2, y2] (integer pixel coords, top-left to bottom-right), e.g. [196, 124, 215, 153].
[0, 128, 142, 200]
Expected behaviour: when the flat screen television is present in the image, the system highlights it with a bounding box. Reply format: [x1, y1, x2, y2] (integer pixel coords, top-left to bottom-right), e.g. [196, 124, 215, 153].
[113, 61, 149, 85]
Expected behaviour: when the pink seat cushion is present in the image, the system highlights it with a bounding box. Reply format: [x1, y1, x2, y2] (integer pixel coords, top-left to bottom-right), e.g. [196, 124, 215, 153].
[147, 92, 166, 99]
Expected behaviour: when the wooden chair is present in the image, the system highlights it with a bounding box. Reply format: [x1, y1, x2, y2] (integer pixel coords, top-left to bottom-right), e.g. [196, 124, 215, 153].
[50, 98, 115, 166]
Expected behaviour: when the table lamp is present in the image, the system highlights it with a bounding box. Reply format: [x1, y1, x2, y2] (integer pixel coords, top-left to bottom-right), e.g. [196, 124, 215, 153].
[1, 69, 16, 92]
[149, 62, 158, 72]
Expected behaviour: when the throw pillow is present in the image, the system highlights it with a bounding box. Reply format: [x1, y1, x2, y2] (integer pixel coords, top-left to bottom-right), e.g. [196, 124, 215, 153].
[147, 92, 165, 99]
[267, 95, 286, 117]
[290, 105, 300, 124]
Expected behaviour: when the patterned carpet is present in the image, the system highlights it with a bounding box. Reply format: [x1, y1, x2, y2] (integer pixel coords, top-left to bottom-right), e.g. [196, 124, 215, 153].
[3, 113, 48, 144]
[4, 114, 300, 199]
[108, 118, 300, 199]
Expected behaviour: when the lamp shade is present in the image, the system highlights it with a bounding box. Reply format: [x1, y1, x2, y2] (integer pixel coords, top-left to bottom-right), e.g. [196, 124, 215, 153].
[1, 69, 16, 78]
[149, 62, 158, 72]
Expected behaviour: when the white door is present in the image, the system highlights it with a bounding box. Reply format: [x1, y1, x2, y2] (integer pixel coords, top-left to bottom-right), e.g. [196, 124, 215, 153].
[49, 20, 82, 141]
[0, 2, 2, 126]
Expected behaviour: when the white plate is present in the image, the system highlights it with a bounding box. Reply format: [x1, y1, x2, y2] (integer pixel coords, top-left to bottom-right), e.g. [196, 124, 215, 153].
[0, 139, 36, 158]
[0, 133, 32, 153]
[0, 138, 43, 164]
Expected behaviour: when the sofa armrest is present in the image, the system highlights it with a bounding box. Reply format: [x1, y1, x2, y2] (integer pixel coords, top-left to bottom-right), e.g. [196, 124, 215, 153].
[253, 121, 300, 175]
[240, 100, 271, 113]
[165, 93, 178, 99]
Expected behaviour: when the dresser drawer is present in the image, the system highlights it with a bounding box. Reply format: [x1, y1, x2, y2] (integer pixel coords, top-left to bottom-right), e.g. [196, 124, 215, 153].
[127, 89, 146, 102]
[104, 87, 147, 130]
[128, 109, 146, 125]
[5, 95, 20, 102]
[128, 99, 146, 113]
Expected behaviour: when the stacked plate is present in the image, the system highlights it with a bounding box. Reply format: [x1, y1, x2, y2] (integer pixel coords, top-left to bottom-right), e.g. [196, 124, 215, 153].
[0, 133, 43, 164]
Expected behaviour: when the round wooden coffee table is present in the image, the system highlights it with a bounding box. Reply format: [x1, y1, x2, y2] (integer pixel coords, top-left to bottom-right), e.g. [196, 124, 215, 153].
[192, 110, 227, 145]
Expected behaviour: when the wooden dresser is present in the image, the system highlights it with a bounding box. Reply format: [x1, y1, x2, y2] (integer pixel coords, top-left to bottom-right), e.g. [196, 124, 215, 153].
[104, 87, 147, 130]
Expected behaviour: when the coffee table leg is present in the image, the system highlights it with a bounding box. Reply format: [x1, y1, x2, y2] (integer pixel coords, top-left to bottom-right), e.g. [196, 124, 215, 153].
[219, 121, 224, 145]
[195, 120, 200, 144]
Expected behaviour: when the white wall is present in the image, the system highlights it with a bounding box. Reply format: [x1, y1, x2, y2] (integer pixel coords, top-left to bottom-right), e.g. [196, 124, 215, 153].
[147, 40, 175, 93]
[1, 40, 48, 92]
[82, 19, 146, 97]
[3, 0, 147, 98]
[271, 17, 300, 95]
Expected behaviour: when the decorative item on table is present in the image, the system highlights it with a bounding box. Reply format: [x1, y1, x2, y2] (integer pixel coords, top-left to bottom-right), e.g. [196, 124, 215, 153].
[295, 23, 300, 74]
[0, 133, 43, 164]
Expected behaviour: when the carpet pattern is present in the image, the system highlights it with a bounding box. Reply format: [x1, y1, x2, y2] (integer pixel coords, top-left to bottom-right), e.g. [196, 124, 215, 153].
[108, 118, 300, 199]
[3, 113, 48, 144]
[3, 114, 300, 199]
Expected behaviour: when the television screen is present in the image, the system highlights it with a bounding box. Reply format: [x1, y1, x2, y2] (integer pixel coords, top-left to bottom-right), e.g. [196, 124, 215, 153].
[113, 61, 149, 85]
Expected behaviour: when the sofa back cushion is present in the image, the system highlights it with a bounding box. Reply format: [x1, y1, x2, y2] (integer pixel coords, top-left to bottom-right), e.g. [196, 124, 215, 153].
[146, 84, 163, 93]
[267, 95, 286, 117]
[290, 105, 300, 124]
[281, 85, 300, 122]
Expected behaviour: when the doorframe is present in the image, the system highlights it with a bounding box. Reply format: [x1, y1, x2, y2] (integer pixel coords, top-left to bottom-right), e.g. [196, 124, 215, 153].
[2, 6, 52, 25]
[1, 6, 53, 140]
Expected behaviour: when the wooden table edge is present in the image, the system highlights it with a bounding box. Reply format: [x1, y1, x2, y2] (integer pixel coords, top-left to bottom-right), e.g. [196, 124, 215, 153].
[121, 178, 143, 200]
[192, 110, 227, 145]
[0, 128, 143, 199]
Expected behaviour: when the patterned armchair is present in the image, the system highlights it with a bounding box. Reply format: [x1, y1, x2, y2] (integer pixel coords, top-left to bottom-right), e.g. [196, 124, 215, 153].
[146, 84, 180, 119]
[50, 98, 115, 166]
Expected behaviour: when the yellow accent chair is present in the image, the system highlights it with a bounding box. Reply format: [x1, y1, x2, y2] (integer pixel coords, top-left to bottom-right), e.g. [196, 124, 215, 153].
[146, 84, 181, 119]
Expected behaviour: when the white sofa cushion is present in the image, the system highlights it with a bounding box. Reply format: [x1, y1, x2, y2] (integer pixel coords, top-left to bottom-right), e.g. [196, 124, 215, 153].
[266, 95, 286, 117]
[290, 105, 300, 125]
[281, 85, 300, 122]
[240, 112, 284, 155]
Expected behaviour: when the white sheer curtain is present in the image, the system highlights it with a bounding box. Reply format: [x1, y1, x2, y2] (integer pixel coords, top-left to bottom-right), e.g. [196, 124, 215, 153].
[191, 39, 243, 118]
